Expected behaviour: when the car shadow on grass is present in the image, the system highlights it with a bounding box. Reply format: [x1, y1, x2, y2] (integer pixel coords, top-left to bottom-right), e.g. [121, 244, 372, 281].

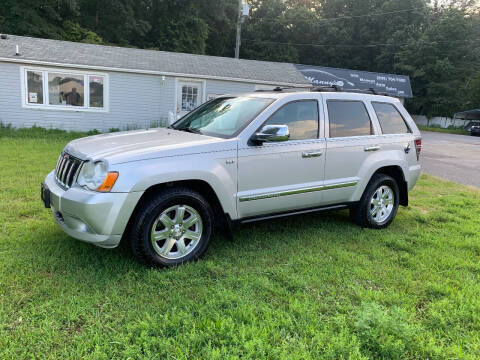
[20, 209, 366, 296]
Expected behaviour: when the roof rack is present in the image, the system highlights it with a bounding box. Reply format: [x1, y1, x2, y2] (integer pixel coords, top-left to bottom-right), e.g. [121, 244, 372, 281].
[254, 86, 309, 92]
[254, 85, 390, 96]
[311, 85, 389, 96]
[310, 85, 342, 92]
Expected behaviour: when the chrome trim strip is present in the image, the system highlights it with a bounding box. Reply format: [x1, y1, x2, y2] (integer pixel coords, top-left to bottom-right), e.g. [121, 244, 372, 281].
[238, 181, 358, 202]
[322, 181, 358, 191]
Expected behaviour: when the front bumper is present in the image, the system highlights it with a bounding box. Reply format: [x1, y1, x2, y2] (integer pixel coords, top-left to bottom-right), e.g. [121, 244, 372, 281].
[43, 171, 143, 248]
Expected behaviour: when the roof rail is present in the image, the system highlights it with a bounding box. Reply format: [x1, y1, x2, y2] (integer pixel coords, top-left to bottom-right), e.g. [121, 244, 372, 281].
[255, 85, 390, 96]
[311, 85, 389, 96]
[311, 85, 342, 92]
[254, 86, 310, 92]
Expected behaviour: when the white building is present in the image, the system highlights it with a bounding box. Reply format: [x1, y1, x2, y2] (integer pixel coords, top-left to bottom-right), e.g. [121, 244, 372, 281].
[0, 34, 310, 132]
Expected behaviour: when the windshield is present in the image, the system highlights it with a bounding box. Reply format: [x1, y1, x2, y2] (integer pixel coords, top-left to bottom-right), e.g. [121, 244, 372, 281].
[172, 96, 274, 138]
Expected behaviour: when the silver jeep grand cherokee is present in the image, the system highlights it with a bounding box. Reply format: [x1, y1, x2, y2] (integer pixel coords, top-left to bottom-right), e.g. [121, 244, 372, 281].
[41, 88, 422, 267]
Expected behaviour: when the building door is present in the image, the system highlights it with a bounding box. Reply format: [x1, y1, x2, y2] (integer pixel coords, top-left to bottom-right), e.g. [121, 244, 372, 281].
[177, 80, 204, 118]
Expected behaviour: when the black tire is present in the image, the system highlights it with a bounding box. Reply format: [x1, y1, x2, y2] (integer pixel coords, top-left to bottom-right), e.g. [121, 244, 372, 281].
[350, 173, 400, 229]
[129, 187, 213, 267]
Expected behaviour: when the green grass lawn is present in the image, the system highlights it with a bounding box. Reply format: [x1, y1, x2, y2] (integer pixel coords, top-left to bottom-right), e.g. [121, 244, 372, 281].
[1, 128, 480, 359]
[418, 125, 470, 136]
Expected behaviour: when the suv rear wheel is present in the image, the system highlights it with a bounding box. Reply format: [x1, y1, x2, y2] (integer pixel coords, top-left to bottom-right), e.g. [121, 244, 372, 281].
[129, 187, 213, 267]
[350, 173, 400, 229]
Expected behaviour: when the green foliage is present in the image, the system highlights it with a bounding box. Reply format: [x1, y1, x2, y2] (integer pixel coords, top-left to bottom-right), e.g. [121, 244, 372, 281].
[354, 302, 427, 359]
[0, 0, 479, 116]
[418, 125, 470, 135]
[61, 20, 103, 44]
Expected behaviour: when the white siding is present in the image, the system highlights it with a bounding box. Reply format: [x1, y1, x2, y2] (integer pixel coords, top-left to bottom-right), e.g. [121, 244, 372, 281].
[206, 79, 256, 96]
[205, 79, 280, 97]
[0, 61, 176, 132]
[0, 61, 281, 132]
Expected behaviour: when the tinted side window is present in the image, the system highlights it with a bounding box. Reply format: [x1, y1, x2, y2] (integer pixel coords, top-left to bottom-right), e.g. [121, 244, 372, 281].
[264, 100, 318, 140]
[327, 100, 372, 138]
[372, 102, 410, 134]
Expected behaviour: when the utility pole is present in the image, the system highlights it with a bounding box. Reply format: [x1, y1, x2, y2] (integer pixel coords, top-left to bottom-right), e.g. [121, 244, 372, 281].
[235, 0, 249, 59]
[235, 0, 243, 59]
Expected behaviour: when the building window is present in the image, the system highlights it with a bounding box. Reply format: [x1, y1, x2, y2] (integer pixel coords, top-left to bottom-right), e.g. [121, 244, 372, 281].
[23, 68, 106, 111]
[327, 100, 373, 138]
[372, 102, 411, 134]
[48, 73, 84, 107]
[26, 71, 43, 104]
[181, 85, 198, 111]
[89, 76, 104, 108]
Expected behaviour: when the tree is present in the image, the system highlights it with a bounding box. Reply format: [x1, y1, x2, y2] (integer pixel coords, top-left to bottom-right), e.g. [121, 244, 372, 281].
[0, 0, 479, 117]
[394, 7, 477, 116]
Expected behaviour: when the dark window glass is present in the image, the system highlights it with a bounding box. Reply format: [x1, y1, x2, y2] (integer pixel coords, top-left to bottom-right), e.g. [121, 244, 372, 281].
[48, 73, 84, 107]
[26, 71, 43, 104]
[89, 76, 104, 108]
[264, 100, 318, 140]
[372, 102, 410, 134]
[327, 100, 372, 138]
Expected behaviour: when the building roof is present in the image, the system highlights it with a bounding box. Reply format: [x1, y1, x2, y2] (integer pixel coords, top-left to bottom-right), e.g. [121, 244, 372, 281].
[0, 34, 310, 86]
[454, 108, 480, 120]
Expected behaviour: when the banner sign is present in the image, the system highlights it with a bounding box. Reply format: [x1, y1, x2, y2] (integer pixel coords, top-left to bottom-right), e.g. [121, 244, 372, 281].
[295, 64, 413, 98]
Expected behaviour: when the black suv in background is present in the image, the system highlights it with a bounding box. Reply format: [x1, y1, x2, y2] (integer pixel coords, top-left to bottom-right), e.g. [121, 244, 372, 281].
[470, 124, 480, 136]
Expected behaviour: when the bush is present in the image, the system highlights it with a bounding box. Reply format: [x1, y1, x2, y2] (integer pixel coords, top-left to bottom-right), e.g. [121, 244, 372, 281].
[354, 302, 432, 359]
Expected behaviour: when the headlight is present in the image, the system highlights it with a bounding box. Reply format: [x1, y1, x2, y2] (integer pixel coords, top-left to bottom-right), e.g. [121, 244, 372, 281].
[77, 160, 118, 192]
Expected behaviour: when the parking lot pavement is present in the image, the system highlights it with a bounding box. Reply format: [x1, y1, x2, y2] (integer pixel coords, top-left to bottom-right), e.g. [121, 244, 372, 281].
[420, 131, 480, 188]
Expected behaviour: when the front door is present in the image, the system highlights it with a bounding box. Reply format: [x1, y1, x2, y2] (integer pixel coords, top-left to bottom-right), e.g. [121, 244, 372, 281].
[177, 80, 204, 118]
[237, 99, 326, 218]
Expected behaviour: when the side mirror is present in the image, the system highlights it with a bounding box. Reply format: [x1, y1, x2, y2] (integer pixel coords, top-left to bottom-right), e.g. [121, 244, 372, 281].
[251, 125, 290, 144]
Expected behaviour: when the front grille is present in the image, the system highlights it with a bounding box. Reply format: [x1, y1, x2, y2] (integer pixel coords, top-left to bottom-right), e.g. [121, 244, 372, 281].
[55, 152, 83, 188]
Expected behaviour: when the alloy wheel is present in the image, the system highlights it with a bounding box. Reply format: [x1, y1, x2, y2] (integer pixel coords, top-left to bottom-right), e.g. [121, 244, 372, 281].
[369, 185, 394, 223]
[150, 204, 203, 259]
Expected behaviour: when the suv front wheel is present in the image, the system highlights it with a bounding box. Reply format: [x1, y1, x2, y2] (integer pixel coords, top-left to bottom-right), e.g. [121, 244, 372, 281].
[129, 187, 213, 267]
[350, 173, 400, 229]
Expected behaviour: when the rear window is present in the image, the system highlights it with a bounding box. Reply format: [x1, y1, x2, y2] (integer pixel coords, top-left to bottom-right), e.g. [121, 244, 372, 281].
[372, 102, 411, 134]
[327, 100, 373, 138]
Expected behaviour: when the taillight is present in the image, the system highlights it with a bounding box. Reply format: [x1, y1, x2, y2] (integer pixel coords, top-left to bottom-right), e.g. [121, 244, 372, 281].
[414, 138, 422, 161]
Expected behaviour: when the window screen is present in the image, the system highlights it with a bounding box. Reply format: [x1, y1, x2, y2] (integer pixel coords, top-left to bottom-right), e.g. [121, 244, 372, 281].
[264, 100, 319, 140]
[372, 102, 410, 134]
[327, 100, 373, 138]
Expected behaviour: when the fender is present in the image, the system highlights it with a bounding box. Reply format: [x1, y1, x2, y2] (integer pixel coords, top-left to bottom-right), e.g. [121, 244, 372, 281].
[110, 150, 238, 219]
[350, 149, 408, 202]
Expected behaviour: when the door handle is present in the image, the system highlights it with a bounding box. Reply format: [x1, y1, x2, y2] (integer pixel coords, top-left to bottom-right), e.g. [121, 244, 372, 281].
[364, 145, 380, 152]
[302, 151, 323, 158]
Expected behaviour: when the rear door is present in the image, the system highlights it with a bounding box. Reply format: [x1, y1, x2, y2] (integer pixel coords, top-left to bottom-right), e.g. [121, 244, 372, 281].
[322, 96, 381, 205]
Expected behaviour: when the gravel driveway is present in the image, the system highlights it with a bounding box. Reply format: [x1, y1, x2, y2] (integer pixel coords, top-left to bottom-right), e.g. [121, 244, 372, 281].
[420, 131, 480, 188]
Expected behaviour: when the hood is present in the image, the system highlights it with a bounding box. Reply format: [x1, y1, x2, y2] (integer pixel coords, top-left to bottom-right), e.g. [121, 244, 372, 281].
[64, 128, 235, 164]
